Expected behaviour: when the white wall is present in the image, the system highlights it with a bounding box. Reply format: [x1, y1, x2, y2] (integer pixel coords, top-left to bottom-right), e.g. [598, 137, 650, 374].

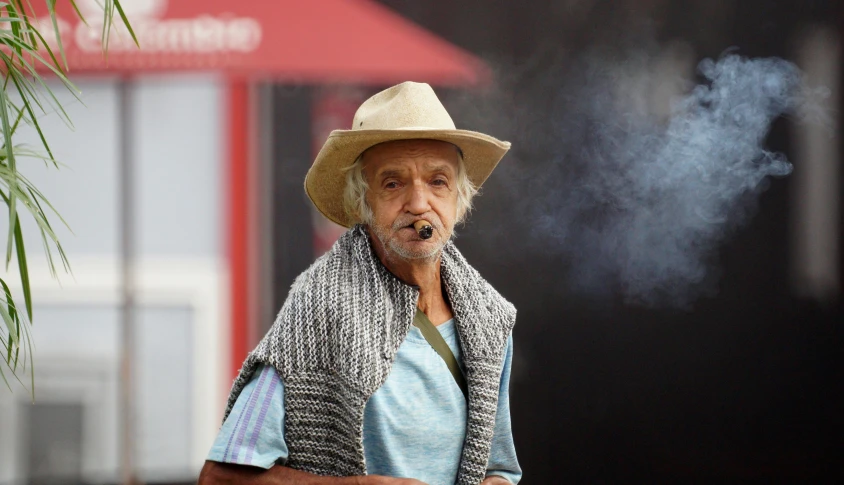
[0, 75, 229, 483]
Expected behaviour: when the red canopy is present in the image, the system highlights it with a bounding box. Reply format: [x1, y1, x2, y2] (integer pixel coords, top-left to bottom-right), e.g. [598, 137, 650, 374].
[32, 0, 487, 85]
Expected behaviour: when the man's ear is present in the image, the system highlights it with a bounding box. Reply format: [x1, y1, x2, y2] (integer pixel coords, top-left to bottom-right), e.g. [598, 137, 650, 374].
[455, 205, 467, 225]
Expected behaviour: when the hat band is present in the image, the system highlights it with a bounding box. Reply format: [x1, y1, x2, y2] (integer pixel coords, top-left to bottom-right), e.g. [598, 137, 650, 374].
[351, 125, 455, 132]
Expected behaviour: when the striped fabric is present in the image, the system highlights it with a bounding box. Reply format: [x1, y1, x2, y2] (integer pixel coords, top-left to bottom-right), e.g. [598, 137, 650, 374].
[207, 322, 522, 484]
[224, 225, 516, 484]
[208, 365, 288, 469]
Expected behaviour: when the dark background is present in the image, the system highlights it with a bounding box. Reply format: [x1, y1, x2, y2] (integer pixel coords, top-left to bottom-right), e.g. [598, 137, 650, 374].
[269, 1, 844, 482]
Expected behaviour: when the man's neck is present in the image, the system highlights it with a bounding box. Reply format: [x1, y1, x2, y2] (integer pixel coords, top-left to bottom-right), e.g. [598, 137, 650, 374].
[368, 231, 454, 325]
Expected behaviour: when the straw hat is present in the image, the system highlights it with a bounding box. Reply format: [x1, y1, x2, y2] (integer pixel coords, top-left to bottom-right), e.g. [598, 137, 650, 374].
[305, 81, 511, 228]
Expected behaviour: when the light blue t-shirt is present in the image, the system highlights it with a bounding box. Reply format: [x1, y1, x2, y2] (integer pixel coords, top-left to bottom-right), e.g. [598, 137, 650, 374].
[208, 319, 521, 485]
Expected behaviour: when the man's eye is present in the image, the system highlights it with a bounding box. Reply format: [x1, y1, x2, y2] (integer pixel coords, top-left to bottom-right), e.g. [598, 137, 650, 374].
[385, 181, 400, 189]
[431, 179, 448, 186]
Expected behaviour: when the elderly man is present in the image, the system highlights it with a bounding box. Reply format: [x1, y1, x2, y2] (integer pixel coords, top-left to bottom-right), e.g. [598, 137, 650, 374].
[199, 82, 520, 485]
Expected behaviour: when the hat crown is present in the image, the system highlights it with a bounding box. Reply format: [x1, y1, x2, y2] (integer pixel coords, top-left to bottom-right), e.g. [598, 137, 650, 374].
[351, 81, 456, 131]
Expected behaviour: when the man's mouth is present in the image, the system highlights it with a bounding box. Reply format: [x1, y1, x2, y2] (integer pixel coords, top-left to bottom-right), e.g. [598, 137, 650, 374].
[413, 220, 434, 239]
[395, 223, 434, 240]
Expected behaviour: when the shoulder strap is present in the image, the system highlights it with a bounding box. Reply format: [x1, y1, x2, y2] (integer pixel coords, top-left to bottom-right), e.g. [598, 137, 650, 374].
[414, 308, 468, 399]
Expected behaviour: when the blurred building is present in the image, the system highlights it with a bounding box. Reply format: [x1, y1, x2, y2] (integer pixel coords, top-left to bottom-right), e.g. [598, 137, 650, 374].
[0, 73, 228, 485]
[0, 1, 486, 484]
[1, 0, 842, 484]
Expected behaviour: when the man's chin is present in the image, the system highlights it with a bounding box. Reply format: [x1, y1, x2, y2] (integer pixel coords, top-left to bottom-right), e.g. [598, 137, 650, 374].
[387, 239, 443, 261]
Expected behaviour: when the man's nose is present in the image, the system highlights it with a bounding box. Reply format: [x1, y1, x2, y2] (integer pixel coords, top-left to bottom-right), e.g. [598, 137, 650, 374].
[406, 180, 432, 214]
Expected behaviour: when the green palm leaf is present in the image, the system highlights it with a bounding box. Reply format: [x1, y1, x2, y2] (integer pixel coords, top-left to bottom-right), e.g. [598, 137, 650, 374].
[0, 0, 136, 393]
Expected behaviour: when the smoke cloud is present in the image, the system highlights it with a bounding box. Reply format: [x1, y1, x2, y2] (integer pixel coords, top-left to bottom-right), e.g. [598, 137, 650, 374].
[456, 50, 815, 307]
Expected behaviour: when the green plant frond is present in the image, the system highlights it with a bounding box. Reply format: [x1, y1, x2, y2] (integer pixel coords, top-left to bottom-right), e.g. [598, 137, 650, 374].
[4, 83, 91, 170]
[45, 0, 66, 69]
[0, 344, 31, 393]
[4, 2, 25, 57]
[20, 24, 66, 77]
[13, 216, 31, 320]
[0, 103, 26, 162]
[4, 168, 71, 221]
[9, 80, 50, 132]
[18, 0, 37, 23]
[21, 178, 73, 233]
[0, 53, 50, 116]
[1, 64, 77, 168]
[1, 150, 58, 171]
[0, 331, 9, 354]
[7, 182, 73, 277]
[112, 0, 137, 47]
[2, 41, 76, 96]
[0, 277, 21, 372]
[0, 277, 18, 321]
[14, 77, 89, 119]
[28, 191, 71, 274]
[5, 68, 56, 162]
[12, 89, 57, 165]
[4, 144, 53, 162]
[0, 362, 11, 391]
[100, 0, 111, 52]
[2, 186, 64, 280]
[12, 53, 79, 127]
[37, 222, 56, 277]
[0, 91, 20, 271]
[0, 182, 66, 247]
[0, 294, 18, 345]
[17, 299, 33, 399]
[8, 99, 26, 135]
[12, 0, 38, 48]
[1, 34, 76, 89]
[68, 0, 87, 26]
[0, 281, 19, 344]
[1, 0, 133, 394]
[10, 0, 37, 48]
[0, 184, 70, 283]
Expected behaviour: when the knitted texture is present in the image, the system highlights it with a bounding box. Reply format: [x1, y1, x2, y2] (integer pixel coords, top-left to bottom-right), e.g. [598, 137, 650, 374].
[224, 225, 516, 484]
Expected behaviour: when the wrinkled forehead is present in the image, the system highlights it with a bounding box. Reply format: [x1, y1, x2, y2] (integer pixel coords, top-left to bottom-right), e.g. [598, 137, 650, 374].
[360, 139, 461, 171]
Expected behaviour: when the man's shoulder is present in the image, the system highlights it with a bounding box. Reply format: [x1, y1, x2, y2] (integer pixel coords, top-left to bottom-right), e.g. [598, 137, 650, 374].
[440, 243, 516, 359]
[269, 228, 386, 339]
[442, 242, 516, 318]
[286, 237, 364, 298]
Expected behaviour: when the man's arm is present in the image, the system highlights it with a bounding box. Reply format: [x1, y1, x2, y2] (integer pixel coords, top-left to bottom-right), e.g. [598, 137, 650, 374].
[198, 461, 427, 485]
[481, 477, 513, 485]
[202, 367, 425, 484]
[484, 335, 522, 484]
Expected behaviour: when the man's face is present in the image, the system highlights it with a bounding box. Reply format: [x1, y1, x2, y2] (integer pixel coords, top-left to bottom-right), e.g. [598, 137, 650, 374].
[362, 139, 461, 262]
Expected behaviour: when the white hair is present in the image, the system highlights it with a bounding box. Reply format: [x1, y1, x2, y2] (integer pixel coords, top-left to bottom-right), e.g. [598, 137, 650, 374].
[342, 145, 478, 225]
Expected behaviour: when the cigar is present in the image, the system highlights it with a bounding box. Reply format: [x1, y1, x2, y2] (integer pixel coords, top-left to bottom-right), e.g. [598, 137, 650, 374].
[413, 220, 433, 239]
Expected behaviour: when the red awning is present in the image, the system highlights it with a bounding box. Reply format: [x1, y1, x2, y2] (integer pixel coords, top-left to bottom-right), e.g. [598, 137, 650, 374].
[32, 0, 487, 85]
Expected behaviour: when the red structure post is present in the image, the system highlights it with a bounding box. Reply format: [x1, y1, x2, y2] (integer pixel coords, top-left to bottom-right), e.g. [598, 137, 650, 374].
[228, 80, 251, 380]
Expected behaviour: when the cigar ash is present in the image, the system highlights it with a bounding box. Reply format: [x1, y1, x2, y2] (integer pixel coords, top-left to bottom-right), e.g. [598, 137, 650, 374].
[413, 220, 434, 240]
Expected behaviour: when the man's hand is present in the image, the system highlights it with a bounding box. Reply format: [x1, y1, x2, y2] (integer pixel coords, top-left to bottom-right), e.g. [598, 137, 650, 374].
[361, 476, 427, 485]
[365, 473, 510, 485]
[480, 476, 512, 485]
[199, 461, 429, 485]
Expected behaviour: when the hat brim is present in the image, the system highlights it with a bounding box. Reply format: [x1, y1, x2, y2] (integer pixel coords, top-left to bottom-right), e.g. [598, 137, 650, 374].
[305, 128, 511, 228]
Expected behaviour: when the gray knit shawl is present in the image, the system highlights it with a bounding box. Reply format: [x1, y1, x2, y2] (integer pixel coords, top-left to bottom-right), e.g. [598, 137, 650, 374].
[224, 225, 516, 484]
